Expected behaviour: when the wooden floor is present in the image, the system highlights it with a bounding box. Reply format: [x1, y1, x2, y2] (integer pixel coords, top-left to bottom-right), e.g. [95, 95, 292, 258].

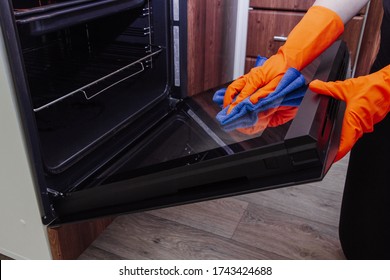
[79, 155, 349, 260]
[0, 253, 12, 260]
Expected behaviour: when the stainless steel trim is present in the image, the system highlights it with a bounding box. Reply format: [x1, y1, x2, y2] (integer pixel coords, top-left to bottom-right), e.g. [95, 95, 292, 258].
[273, 36, 288, 42]
[173, 25, 181, 87]
[173, 0, 180, 21]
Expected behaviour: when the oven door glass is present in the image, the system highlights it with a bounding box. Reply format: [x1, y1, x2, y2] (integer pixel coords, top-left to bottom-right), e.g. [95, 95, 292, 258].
[52, 41, 348, 224]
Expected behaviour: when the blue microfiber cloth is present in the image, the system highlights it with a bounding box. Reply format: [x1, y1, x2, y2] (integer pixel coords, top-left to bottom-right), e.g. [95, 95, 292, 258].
[213, 56, 307, 126]
[220, 88, 305, 132]
[219, 110, 259, 132]
[212, 56, 268, 106]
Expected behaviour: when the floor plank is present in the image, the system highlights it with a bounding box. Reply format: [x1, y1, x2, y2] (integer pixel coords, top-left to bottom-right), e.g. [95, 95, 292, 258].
[147, 197, 248, 238]
[236, 184, 343, 228]
[79, 213, 284, 260]
[0, 253, 13, 260]
[78, 246, 127, 260]
[232, 203, 345, 260]
[236, 156, 348, 227]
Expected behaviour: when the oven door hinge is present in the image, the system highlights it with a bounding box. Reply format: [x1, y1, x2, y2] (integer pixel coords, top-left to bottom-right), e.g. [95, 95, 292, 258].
[41, 188, 62, 225]
[46, 188, 64, 198]
[168, 96, 182, 108]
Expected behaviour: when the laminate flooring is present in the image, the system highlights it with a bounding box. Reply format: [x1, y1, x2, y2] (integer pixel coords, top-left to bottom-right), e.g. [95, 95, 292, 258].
[79, 155, 350, 260]
[0, 253, 12, 260]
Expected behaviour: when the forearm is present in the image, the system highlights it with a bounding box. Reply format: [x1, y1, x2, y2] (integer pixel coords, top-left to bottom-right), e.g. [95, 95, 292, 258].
[313, 0, 369, 23]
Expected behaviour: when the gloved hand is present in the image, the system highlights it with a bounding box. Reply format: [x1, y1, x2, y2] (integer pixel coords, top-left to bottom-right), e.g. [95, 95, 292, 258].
[236, 106, 299, 135]
[309, 65, 390, 161]
[223, 6, 344, 113]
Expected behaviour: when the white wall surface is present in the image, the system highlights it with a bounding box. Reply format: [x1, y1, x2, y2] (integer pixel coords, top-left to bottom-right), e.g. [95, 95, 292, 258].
[233, 0, 249, 79]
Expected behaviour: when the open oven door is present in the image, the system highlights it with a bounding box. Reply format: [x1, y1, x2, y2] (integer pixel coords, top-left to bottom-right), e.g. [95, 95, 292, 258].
[51, 40, 349, 224]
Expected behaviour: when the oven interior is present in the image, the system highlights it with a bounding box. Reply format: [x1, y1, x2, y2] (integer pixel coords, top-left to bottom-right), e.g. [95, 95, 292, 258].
[13, 0, 176, 179]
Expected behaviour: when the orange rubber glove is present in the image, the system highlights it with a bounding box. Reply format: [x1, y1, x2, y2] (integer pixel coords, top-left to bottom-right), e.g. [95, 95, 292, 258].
[309, 65, 390, 161]
[224, 6, 344, 113]
[237, 106, 298, 135]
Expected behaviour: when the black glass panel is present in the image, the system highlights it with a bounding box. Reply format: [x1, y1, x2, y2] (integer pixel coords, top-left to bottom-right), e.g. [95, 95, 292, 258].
[98, 57, 325, 186]
[102, 82, 308, 184]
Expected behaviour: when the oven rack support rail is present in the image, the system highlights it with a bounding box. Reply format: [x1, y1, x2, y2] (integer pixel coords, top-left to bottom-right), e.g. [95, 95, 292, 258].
[33, 47, 162, 113]
[13, 0, 147, 36]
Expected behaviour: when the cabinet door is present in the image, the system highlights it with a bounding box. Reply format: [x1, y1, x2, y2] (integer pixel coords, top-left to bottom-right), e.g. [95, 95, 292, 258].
[187, 0, 237, 96]
[250, 0, 314, 11]
[249, 0, 366, 13]
[343, 16, 364, 69]
[246, 10, 304, 58]
[245, 10, 363, 72]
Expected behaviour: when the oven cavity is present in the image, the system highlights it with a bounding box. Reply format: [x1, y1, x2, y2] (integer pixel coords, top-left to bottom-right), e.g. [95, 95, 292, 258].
[13, 0, 169, 174]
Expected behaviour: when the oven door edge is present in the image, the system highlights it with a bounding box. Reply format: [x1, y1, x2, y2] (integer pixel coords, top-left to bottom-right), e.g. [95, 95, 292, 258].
[52, 140, 324, 224]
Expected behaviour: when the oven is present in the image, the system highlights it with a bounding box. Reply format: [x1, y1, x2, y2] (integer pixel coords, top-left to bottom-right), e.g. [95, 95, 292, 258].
[0, 0, 348, 227]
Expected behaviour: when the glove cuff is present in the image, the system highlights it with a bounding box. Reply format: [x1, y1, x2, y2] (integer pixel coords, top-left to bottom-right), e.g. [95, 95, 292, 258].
[274, 5, 345, 73]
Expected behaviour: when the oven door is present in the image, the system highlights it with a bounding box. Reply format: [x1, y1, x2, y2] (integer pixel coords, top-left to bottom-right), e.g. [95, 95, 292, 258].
[51, 40, 348, 224]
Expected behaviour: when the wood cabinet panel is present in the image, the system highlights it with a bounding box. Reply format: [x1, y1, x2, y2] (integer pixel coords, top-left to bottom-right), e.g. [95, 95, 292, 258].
[355, 0, 383, 76]
[187, 0, 237, 96]
[245, 57, 258, 73]
[246, 10, 363, 72]
[249, 0, 366, 14]
[250, 0, 314, 11]
[48, 217, 114, 259]
[342, 16, 364, 70]
[246, 10, 304, 58]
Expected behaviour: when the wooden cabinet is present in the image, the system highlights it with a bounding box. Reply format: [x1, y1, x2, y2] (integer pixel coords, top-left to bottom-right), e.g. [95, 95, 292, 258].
[47, 217, 114, 260]
[250, 0, 313, 11]
[246, 10, 304, 63]
[355, 0, 383, 76]
[245, 0, 369, 75]
[187, 0, 238, 96]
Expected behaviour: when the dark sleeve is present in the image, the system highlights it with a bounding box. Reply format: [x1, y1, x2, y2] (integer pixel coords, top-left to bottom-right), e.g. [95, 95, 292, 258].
[371, 0, 390, 72]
